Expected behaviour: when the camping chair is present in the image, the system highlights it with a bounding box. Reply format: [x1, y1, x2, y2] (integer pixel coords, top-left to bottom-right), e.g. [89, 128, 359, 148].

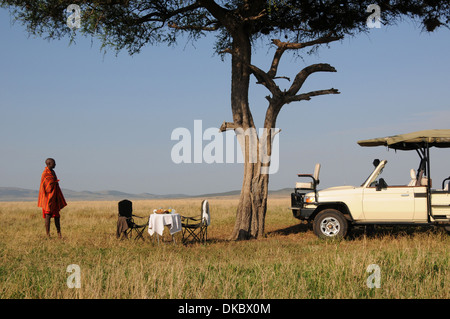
[116, 199, 148, 240]
[181, 200, 210, 244]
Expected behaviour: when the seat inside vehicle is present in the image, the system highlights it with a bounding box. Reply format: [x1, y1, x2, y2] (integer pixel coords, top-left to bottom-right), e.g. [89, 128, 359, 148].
[408, 169, 417, 186]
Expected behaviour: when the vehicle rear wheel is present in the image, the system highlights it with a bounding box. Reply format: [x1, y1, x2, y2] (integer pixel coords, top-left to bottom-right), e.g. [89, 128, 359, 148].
[313, 209, 348, 239]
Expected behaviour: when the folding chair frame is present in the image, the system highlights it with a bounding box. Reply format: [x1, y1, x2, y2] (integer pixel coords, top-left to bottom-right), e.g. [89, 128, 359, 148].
[181, 200, 210, 244]
[118, 199, 148, 241]
[181, 216, 208, 244]
[125, 216, 148, 241]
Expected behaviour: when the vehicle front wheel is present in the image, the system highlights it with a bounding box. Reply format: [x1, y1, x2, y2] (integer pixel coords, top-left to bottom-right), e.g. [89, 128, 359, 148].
[445, 225, 450, 235]
[313, 209, 348, 239]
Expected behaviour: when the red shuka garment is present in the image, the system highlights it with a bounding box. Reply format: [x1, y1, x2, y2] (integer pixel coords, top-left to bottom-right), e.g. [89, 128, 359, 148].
[38, 167, 67, 218]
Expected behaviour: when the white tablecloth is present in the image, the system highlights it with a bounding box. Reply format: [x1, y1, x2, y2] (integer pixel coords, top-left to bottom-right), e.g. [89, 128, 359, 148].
[148, 213, 182, 236]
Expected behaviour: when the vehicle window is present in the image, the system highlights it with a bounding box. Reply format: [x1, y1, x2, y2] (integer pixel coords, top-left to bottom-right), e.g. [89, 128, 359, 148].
[362, 161, 386, 187]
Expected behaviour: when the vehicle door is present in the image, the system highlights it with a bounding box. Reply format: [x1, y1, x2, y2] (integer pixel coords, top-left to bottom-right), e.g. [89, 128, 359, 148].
[362, 186, 415, 221]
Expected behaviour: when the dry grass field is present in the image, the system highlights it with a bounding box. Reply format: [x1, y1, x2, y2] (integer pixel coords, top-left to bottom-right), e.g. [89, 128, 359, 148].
[0, 196, 448, 299]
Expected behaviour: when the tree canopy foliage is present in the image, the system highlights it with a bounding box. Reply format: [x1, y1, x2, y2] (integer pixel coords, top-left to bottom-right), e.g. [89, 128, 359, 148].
[2, 1, 449, 56]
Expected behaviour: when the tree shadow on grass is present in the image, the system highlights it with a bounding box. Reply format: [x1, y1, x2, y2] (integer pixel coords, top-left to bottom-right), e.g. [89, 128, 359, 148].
[267, 221, 312, 237]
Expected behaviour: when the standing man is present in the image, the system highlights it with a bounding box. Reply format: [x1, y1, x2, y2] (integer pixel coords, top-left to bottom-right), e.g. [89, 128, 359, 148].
[38, 158, 67, 238]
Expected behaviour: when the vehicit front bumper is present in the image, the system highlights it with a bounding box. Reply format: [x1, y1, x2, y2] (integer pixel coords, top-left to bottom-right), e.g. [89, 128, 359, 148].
[291, 207, 315, 220]
[290, 192, 316, 220]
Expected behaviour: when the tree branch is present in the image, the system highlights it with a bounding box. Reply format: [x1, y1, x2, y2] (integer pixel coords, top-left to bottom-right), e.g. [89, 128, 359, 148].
[267, 45, 286, 79]
[287, 63, 337, 96]
[267, 34, 342, 79]
[286, 88, 340, 103]
[247, 63, 280, 97]
[169, 22, 219, 31]
[219, 121, 238, 132]
[221, 38, 339, 110]
[198, 0, 235, 31]
[275, 33, 343, 51]
[135, 2, 202, 24]
[242, 9, 267, 22]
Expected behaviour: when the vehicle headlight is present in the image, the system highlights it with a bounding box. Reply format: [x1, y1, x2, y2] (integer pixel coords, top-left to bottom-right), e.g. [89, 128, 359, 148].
[305, 195, 316, 203]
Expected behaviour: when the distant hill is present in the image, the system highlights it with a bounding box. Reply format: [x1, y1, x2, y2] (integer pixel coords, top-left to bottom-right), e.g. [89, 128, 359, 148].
[0, 187, 292, 202]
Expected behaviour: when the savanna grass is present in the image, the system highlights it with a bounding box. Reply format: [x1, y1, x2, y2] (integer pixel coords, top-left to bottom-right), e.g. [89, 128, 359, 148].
[0, 198, 448, 299]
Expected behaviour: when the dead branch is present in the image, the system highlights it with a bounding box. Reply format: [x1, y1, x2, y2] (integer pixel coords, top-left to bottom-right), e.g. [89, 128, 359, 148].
[286, 88, 340, 103]
[272, 33, 343, 51]
[247, 64, 280, 97]
[267, 45, 286, 79]
[219, 121, 238, 132]
[242, 9, 267, 22]
[287, 64, 337, 96]
[219, 48, 234, 55]
[267, 34, 342, 79]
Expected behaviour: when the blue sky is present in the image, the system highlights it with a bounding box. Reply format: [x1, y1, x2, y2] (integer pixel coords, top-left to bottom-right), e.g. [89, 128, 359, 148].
[1, 8, 449, 196]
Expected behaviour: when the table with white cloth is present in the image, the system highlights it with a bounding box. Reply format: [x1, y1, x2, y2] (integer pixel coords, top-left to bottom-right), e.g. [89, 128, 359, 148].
[148, 213, 182, 242]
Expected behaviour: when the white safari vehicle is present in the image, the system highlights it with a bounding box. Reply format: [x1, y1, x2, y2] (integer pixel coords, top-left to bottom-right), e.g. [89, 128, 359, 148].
[290, 130, 450, 239]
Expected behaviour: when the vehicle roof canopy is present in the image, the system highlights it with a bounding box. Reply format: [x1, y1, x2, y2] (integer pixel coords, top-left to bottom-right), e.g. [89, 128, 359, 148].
[357, 129, 450, 150]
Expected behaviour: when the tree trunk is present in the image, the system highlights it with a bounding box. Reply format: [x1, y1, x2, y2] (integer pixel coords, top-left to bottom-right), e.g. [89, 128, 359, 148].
[228, 29, 268, 240]
[232, 160, 270, 240]
[230, 94, 281, 240]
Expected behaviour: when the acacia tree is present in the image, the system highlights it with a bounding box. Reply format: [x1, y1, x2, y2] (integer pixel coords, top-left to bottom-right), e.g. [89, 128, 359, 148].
[2, 0, 449, 240]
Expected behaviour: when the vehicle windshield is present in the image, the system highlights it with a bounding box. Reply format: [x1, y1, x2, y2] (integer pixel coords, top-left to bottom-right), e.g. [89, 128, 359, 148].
[361, 160, 386, 187]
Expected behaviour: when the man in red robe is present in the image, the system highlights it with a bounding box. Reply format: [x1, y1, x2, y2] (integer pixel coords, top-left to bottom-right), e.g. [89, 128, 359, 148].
[38, 158, 67, 238]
